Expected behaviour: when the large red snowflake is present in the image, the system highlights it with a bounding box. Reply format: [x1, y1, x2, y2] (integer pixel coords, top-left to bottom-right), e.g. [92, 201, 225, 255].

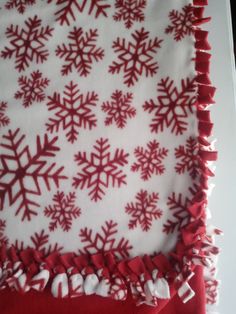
[125, 189, 162, 232]
[44, 191, 81, 232]
[73, 138, 129, 201]
[143, 77, 196, 135]
[0, 128, 67, 221]
[109, 27, 162, 87]
[131, 140, 168, 181]
[163, 192, 191, 234]
[0, 219, 9, 246]
[15, 70, 50, 108]
[79, 220, 132, 259]
[46, 81, 98, 143]
[56, 27, 104, 76]
[14, 229, 63, 255]
[0, 102, 10, 128]
[102, 90, 136, 128]
[175, 136, 200, 179]
[1, 16, 53, 72]
[51, 0, 111, 25]
[113, 0, 147, 29]
[165, 4, 194, 41]
[5, 0, 36, 14]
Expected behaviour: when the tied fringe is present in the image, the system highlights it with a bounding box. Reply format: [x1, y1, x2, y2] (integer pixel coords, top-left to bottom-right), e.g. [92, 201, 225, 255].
[0, 0, 221, 309]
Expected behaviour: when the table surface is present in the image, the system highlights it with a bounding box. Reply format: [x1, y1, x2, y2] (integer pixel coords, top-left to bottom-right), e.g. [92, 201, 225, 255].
[205, 0, 236, 313]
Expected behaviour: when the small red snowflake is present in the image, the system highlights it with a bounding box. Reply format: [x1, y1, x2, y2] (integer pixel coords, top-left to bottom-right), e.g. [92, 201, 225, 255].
[109, 277, 127, 300]
[0, 128, 67, 221]
[163, 192, 191, 234]
[0, 219, 9, 246]
[1, 16, 53, 72]
[5, 0, 36, 14]
[165, 4, 194, 41]
[0, 102, 10, 128]
[109, 27, 162, 87]
[14, 229, 63, 255]
[125, 189, 162, 232]
[175, 136, 200, 179]
[46, 81, 98, 143]
[143, 77, 196, 135]
[56, 27, 104, 76]
[51, 0, 111, 26]
[113, 0, 147, 29]
[15, 70, 50, 108]
[205, 279, 218, 305]
[73, 138, 129, 201]
[44, 191, 81, 232]
[102, 90, 136, 128]
[131, 140, 168, 180]
[79, 220, 132, 259]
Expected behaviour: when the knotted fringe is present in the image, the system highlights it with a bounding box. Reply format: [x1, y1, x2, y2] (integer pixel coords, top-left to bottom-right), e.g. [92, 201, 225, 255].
[0, 0, 221, 309]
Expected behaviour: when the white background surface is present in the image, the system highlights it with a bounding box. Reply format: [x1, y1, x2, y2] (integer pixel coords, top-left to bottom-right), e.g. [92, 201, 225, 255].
[205, 0, 236, 313]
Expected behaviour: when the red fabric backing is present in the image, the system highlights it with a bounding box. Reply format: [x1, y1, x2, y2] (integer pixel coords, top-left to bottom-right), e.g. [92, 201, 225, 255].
[0, 266, 205, 314]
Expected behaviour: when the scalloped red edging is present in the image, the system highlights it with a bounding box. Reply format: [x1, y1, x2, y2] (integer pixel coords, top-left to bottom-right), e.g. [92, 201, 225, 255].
[0, 0, 221, 310]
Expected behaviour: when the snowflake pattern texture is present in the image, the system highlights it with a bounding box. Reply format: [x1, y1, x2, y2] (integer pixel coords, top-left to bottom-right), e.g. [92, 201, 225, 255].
[1, 16, 53, 72]
[5, 0, 36, 14]
[46, 81, 98, 143]
[73, 138, 129, 201]
[125, 189, 162, 231]
[0, 102, 10, 128]
[109, 27, 162, 87]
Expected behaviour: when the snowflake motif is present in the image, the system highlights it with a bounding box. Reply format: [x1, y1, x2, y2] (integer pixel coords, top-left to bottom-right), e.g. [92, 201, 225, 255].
[113, 0, 147, 29]
[0, 128, 67, 221]
[131, 140, 168, 180]
[102, 90, 136, 128]
[13, 229, 63, 255]
[165, 4, 194, 41]
[5, 0, 36, 14]
[0, 219, 9, 246]
[205, 279, 218, 305]
[125, 189, 162, 231]
[0, 102, 10, 128]
[14, 70, 50, 108]
[175, 136, 200, 179]
[79, 220, 132, 259]
[109, 27, 162, 87]
[163, 192, 191, 234]
[143, 77, 196, 135]
[51, 0, 111, 26]
[109, 277, 127, 300]
[44, 191, 81, 232]
[73, 138, 129, 202]
[1, 16, 53, 72]
[46, 81, 98, 144]
[56, 27, 104, 76]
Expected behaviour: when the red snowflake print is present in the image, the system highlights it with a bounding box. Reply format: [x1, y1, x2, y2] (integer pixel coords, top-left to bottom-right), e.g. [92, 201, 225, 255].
[113, 0, 147, 29]
[56, 27, 104, 76]
[131, 140, 168, 181]
[163, 192, 191, 234]
[109, 277, 127, 301]
[205, 279, 218, 305]
[73, 138, 129, 201]
[143, 77, 196, 135]
[0, 219, 9, 246]
[44, 191, 81, 232]
[79, 220, 132, 259]
[165, 4, 194, 41]
[1, 16, 53, 72]
[14, 70, 50, 108]
[0, 102, 10, 128]
[109, 27, 162, 87]
[46, 81, 98, 144]
[0, 128, 67, 221]
[102, 90, 136, 128]
[5, 0, 36, 14]
[51, 0, 111, 26]
[175, 136, 200, 179]
[14, 229, 63, 255]
[125, 189, 162, 232]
